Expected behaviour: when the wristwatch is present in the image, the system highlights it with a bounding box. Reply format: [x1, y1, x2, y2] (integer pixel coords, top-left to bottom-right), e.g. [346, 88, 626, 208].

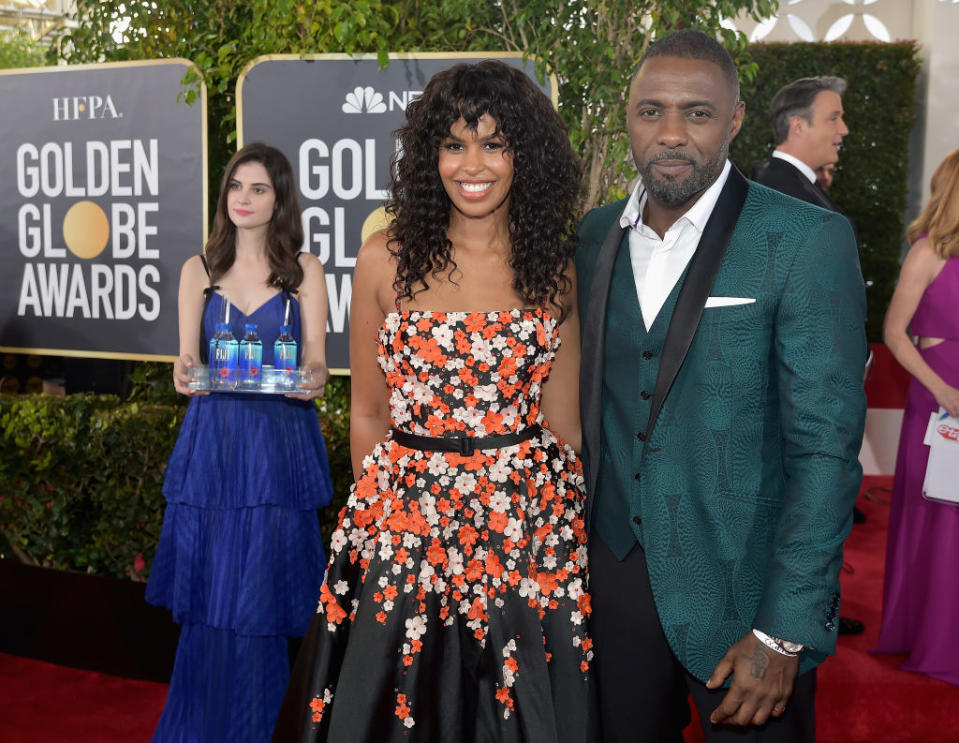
[752, 629, 804, 657]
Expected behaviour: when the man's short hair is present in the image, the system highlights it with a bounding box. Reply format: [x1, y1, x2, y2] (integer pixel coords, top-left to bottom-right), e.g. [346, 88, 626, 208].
[769, 76, 847, 144]
[635, 29, 740, 101]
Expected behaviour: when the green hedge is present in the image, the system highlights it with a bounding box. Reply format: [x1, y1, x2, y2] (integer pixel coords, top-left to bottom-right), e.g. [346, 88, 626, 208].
[0, 394, 183, 579]
[732, 41, 921, 341]
[0, 376, 353, 580]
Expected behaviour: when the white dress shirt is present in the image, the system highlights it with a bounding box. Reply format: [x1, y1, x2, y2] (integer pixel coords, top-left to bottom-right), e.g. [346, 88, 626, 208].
[772, 149, 817, 184]
[619, 161, 731, 330]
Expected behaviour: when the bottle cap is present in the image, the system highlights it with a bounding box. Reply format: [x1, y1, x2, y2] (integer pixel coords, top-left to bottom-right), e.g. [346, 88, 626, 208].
[244, 323, 257, 334]
[280, 324, 292, 335]
[215, 322, 229, 332]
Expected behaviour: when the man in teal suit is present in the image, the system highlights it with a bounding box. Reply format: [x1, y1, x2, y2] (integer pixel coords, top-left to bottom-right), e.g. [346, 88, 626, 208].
[577, 30, 866, 742]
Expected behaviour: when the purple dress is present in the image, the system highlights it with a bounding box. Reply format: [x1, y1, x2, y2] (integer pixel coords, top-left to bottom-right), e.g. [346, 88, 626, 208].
[874, 256, 959, 686]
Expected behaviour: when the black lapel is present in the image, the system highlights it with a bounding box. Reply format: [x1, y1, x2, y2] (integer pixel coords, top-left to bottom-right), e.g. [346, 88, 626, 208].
[778, 158, 837, 212]
[580, 218, 628, 499]
[800, 177, 836, 212]
[643, 167, 750, 447]
[814, 182, 841, 213]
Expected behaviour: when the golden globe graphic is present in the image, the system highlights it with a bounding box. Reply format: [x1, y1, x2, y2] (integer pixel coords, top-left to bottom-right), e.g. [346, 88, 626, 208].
[62, 200, 110, 259]
[361, 206, 390, 244]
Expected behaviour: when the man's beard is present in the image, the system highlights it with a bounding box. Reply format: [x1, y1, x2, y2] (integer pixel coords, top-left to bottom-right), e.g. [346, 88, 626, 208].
[638, 139, 729, 207]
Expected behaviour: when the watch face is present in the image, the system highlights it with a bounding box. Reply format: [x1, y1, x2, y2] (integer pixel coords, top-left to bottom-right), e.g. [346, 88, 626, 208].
[781, 641, 804, 653]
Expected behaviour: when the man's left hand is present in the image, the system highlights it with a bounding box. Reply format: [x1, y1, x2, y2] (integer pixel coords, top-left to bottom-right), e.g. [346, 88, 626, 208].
[705, 632, 799, 727]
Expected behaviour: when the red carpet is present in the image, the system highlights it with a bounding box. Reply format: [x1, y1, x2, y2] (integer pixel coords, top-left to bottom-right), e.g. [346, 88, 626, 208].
[685, 475, 959, 742]
[0, 653, 166, 742]
[3, 476, 959, 742]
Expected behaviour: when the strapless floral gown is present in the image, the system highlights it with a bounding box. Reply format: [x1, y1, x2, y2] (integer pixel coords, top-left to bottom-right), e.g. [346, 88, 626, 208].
[272, 308, 595, 742]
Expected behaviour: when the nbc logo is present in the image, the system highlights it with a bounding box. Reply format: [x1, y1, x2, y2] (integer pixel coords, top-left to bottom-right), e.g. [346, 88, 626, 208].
[342, 86, 386, 114]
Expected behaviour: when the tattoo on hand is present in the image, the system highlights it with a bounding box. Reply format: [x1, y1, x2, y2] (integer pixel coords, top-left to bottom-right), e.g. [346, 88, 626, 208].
[750, 646, 768, 680]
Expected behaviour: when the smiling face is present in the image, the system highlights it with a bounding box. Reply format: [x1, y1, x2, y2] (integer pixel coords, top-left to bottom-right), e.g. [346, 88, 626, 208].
[438, 113, 514, 223]
[627, 56, 744, 220]
[226, 161, 276, 231]
[796, 90, 848, 171]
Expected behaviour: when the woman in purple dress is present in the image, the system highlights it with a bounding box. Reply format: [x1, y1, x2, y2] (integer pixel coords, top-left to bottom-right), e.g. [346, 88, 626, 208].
[875, 148, 959, 686]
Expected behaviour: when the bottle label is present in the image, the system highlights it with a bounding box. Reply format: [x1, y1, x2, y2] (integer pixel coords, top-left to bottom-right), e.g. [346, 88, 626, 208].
[239, 344, 262, 387]
[213, 342, 238, 387]
[275, 342, 296, 388]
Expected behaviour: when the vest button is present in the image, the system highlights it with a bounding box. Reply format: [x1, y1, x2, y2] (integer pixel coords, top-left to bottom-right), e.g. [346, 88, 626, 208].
[634, 473, 641, 482]
[632, 516, 643, 526]
[636, 432, 646, 442]
[642, 351, 654, 359]
[640, 390, 650, 400]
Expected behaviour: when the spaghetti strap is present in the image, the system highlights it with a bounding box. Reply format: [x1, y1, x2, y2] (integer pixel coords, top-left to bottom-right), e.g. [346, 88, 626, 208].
[198, 253, 220, 364]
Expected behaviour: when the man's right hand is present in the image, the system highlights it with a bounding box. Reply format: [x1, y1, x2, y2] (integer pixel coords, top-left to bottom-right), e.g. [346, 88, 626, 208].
[706, 632, 799, 727]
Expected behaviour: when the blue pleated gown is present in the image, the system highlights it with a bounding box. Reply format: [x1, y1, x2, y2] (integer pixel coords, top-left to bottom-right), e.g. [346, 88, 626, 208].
[147, 292, 333, 742]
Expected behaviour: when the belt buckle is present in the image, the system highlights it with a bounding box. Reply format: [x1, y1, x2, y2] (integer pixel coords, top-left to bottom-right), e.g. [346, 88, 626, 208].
[456, 436, 475, 456]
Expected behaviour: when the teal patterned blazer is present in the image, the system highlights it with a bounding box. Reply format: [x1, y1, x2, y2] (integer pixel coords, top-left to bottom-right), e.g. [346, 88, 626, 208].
[576, 167, 868, 681]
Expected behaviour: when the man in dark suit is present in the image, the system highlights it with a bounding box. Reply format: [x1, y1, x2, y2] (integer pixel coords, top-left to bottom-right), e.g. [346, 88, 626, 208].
[753, 76, 871, 558]
[577, 31, 867, 742]
[750, 76, 848, 212]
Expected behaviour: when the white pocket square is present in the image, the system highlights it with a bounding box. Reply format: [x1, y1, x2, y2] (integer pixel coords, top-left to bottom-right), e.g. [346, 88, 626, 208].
[704, 296, 756, 308]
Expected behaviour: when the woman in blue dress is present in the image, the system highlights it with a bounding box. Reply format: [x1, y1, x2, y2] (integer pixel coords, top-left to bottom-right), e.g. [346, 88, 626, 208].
[146, 142, 334, 742]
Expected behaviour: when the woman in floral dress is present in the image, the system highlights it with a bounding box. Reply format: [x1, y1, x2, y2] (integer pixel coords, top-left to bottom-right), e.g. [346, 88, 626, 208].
[272, 60, 594, 742]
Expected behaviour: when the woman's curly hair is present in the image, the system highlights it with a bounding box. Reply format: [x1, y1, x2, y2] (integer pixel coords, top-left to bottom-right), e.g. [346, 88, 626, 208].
[386, 60, 581, 317]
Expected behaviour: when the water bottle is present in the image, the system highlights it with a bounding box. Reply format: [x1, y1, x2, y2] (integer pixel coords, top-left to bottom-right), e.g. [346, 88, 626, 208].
[211, 322, 238, 389]
[238, 323, 263, 389]
[274, 324, 297, 389]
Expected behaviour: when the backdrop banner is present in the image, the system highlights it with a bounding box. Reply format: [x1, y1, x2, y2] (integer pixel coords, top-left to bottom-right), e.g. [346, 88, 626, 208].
[237, 53, 554, 373]
[0, 60, 207, 361]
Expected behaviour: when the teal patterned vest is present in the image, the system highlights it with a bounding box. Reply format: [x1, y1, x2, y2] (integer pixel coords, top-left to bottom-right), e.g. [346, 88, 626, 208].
[594, 237, 689, 559]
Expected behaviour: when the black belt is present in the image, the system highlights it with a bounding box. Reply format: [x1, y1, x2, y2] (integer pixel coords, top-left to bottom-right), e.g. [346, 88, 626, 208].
[390, 425, 542, 456]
